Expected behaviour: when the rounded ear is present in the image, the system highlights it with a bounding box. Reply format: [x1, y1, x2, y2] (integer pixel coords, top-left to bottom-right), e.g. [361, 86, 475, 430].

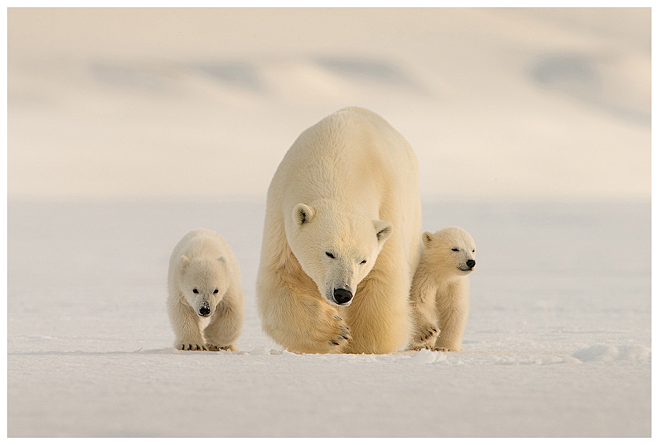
[293, 203, 315, 226]
[374, 220, 394, 245]
[422, 232, 433, 246]
[180, 255, 190, 267]
[217, 256, 226, 264]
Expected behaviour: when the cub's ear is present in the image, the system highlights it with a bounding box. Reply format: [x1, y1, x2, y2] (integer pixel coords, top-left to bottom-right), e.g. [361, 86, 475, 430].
[422, 232, 433, 246]
[374, 220, 394, 245]
[180, 255, 190, 267]
[217, 256, 226, 264]
[293, 203, 315, 226]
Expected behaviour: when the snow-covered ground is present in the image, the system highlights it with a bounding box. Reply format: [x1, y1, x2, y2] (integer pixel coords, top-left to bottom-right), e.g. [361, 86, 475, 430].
[6, 7, 651, 438]
[7, 199, 650, 437]
[7, 8, 650, 200]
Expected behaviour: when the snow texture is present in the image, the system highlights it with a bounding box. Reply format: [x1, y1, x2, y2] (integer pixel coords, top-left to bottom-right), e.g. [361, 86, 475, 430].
[6, 200, 651, 437]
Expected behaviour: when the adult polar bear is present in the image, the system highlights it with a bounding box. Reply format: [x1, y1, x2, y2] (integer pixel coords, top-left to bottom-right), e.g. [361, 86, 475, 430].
[257, 107, 422, 354]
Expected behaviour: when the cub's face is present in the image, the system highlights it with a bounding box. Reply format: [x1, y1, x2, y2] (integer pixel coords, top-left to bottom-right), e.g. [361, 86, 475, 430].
[179, 256, 229, 317]
[287, 203, 393, 307]
[423, 227, 476, 275]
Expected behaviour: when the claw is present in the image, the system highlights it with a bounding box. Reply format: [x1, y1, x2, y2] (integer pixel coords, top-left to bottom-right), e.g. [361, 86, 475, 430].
[329, 340, 340, 346]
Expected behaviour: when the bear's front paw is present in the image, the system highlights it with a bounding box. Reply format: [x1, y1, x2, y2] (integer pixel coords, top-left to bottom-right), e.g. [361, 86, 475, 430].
[205, 343, 236, 352]
[176, 343, 207, 351]
[327, 314, 351, 350]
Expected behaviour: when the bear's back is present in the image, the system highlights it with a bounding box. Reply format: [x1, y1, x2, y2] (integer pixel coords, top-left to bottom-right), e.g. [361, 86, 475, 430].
[269, 107, 418, 210]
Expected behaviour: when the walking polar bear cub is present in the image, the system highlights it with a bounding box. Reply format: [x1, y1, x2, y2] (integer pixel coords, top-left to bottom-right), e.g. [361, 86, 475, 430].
[168, 229, 244, 351]
[257, 107, 422, 354]
[409, 227, 476, 351]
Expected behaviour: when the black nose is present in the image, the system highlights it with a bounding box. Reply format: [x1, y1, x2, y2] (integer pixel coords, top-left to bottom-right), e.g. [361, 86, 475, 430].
[333, 288, 353, 305]
[199, 306, 211, 317]
[466, 259, 476, 269]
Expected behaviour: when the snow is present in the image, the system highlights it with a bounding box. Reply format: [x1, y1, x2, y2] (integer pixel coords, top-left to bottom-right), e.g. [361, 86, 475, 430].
[572, 344, 652, 363]
[6, 7, 651, 438]
[7, 8, 650, 200]
[6, 199, 651, 437]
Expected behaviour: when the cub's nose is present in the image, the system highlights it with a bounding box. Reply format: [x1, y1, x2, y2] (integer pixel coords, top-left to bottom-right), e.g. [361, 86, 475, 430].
[466, 259, 476, 269]
[333, 288, 353, 305]
[199, 305, 211, 317]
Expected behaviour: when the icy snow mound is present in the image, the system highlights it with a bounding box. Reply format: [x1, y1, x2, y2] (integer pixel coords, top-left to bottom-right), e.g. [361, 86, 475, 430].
[572, 344, 651, 362]
[408, 348, 447, 364]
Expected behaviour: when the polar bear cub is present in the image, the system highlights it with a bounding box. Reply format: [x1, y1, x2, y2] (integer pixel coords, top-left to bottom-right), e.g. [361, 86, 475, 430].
[409, 227, 476, 351]
[167, 228, 244, 351]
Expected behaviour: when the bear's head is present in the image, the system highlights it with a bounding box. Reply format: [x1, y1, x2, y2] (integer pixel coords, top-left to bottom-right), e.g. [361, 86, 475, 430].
[179, 255, 230, 318]
[422, 227, 476, 276]
[286, 201, 393, 306]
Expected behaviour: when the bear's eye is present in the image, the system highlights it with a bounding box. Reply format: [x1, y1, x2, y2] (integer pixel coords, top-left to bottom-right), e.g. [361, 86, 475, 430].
[472, 250, 475, 253]
[213, 289, 219, 294]
[360, 259, 367, 265]
[451, 248, 459, 252]
[325, 252, 335, 259]
[193, 289, 199, 294]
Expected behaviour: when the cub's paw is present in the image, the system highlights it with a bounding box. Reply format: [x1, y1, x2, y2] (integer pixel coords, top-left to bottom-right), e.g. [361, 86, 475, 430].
[433, 345, 461, 352]
[409, 344, 433, 351]
[205, 343, 235, 352]
[176, 343, 207, 351]
[408, 324, 439, 351]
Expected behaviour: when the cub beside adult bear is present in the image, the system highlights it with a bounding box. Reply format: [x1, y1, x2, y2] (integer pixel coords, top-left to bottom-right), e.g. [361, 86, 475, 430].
[409, 227, 476, 352]
[168, 229, 244, 351]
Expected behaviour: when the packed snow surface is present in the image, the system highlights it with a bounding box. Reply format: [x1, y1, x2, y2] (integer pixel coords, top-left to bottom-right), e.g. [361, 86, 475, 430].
[7, 200, 650, 437]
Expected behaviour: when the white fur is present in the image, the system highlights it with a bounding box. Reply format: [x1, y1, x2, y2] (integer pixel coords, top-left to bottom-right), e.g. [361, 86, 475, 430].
[257, 107, 422, 354]
[409, 227, 476, 352]
[167, 228, 244, 351]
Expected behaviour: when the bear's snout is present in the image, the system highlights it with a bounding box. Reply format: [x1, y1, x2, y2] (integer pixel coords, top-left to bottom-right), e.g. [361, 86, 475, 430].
[466, 259, 476, 269]
[333, 287, 353, 305]
[198, 301, 211, 317]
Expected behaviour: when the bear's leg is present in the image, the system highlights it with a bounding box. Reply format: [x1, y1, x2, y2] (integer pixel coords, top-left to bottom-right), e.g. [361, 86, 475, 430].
[204, 290, 243, 351]
[409, 278, 440, 350]
[168, 296, 206, 351]
[343, 274, 412, 354]
[257, 271, 351, 353]
[434, 281, 469, 352]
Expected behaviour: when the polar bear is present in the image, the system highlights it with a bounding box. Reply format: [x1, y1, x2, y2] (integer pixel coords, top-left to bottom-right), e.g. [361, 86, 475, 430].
[256, 107, 422, 354]
[409, 227, 476, 351]
[167, 228, 244, 351]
